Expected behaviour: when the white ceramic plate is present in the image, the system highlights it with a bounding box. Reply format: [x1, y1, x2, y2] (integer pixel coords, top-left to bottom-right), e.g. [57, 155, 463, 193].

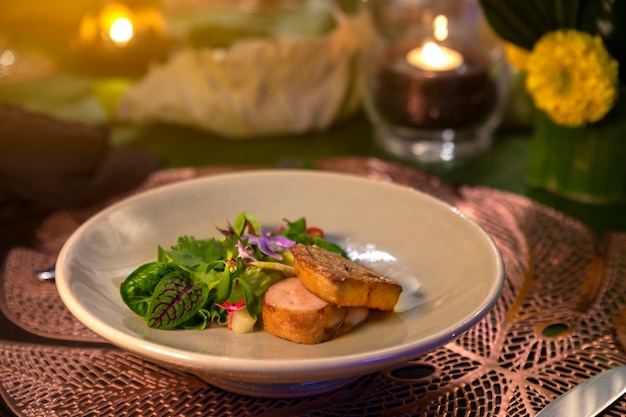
[56, 170, 504, 397]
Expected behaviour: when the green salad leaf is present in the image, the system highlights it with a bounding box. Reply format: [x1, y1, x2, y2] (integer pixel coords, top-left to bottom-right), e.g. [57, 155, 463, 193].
[120, 262, 183, 316]
[166, 236, 226, 269]
[147, 272, 209, 330]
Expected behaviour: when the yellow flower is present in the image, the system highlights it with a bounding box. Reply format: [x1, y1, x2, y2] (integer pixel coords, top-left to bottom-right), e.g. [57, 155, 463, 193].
[525, 30, 619, 127]
[504, 43, 529, 71]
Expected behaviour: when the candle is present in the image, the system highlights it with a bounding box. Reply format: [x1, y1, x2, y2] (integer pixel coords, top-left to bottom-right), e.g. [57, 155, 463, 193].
[75, 1, 170, 74]
[406, 42, 464, 72]
[405, 15, 463, 72]
[78, 3, 136, 49]
[371, 41, 497, 130]
[362, 3, 506, 162]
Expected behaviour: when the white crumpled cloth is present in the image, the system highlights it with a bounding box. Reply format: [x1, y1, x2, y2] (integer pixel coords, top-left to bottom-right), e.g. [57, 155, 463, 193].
[117, 10, 371, 139]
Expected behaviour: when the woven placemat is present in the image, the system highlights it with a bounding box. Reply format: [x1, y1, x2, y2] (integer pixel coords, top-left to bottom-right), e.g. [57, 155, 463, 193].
[2, 157, 626, 417]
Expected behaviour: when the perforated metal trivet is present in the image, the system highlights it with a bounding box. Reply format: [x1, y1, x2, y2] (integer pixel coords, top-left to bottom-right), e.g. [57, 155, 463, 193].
[2, 157, 625, 416]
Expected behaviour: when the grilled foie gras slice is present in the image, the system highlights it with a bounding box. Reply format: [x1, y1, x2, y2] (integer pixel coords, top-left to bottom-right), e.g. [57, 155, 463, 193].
[291, 244, 402, 311]
[262, 277, 347, 344]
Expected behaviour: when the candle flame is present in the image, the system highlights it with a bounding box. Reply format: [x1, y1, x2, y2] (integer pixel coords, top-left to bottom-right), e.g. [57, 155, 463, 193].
[406, 41, 464, 71]
[109, 17, 134, 45]
[433, 15, 448, 42]
[422, 42, 446, 66]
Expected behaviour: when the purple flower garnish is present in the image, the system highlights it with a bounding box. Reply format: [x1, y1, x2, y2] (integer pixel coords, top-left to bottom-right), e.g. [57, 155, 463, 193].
[244, 229, 295, 260]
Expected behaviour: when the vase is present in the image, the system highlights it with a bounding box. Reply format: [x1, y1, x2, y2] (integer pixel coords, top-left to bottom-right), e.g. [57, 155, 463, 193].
[526, 94, 626, 204]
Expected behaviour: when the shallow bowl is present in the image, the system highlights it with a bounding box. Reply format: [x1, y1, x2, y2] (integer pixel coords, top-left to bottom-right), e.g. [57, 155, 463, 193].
[56, 170, 504, 397]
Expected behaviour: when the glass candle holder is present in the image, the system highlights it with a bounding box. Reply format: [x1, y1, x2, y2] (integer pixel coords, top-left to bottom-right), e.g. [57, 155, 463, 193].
[362, 0, 507, 163]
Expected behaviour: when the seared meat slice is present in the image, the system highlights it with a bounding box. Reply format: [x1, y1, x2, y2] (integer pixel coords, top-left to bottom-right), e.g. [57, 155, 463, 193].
[291, 244, 402, 311]
[262, 277, 347, 344]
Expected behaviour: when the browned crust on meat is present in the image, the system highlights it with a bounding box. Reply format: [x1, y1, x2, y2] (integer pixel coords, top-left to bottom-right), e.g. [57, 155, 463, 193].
[291, 244, 402, 311]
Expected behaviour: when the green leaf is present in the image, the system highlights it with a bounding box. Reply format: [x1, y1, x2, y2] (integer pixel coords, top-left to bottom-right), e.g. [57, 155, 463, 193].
[120, 262, 181, 317]
[147, 272, 209, 329]
[234, 278, 257, 316]
[311, 236, 349, 257]
[180, 292, 228, 329]
[577, 0, 626, 82]
[192, 262, 225, 289]
[232, 212, 261, 236]
[179, 309, 210, 330]
[479, 0, 542, 48]
[282, 217, 307, 235]
[167, 236, 225, 268]
[478, 0, 574, 49]
[216, 268, 233, 302]
[277, 217, 309, 243]
[157, 246, 172, 263]
[555, 0, 581, 27]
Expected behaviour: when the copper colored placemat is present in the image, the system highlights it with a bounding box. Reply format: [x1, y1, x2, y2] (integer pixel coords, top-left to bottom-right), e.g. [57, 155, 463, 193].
[2, 157, 626, 416]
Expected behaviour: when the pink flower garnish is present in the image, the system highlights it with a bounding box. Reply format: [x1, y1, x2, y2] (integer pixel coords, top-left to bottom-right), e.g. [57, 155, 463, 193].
[227, 240, 257, 267]
[237, 240, 257, 264]
[216, 299, 246, 329]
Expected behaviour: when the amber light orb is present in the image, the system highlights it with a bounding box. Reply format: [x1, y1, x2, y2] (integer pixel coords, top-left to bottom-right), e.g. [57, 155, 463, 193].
[75, 0, 170, 74]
